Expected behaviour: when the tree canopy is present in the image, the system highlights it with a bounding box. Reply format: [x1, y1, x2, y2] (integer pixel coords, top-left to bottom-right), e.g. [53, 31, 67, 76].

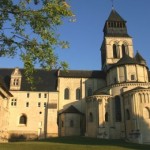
[0, 0, 73, 87]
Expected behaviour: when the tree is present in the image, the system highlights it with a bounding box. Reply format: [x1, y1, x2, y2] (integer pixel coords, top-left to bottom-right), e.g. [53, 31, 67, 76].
[0, 0, 73, 87]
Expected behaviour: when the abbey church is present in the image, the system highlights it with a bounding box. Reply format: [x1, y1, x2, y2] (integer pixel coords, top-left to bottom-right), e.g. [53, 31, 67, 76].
[0, 9, 150, 144]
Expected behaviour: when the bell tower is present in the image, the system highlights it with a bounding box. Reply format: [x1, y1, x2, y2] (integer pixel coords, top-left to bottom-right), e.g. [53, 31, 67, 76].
[101, 9, 134, 70]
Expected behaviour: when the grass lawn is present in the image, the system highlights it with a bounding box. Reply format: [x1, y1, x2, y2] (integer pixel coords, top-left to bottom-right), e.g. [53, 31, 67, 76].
[0, 137, 150, 150]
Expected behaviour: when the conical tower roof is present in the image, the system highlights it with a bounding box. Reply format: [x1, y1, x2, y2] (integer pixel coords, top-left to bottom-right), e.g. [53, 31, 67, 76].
[107, 9, 126, 22]
[135, 52, 146, 65]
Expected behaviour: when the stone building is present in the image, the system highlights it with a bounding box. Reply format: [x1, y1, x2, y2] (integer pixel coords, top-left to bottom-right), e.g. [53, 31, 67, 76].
[0, 9, 150, 144]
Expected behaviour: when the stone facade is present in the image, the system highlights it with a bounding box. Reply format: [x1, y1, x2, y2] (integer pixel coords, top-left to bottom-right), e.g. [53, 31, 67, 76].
[0, 9, 150, 144]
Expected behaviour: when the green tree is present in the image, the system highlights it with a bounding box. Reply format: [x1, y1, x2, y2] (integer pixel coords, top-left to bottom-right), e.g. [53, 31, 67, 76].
[0, 0, 73, 86]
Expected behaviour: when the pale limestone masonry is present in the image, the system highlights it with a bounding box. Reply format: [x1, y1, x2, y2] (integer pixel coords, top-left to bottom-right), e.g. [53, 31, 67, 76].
[0, 9, 150, 144]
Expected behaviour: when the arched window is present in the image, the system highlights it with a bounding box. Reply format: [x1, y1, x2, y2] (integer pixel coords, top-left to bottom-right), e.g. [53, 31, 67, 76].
[113, 44, 118, 58]
[19, 114, 27, 125]
[89, 112, 93, 122]
[70, 120, 74, 127]
[115, 96, 122, 122]
[126, 109, 130, 120]
[143, 107, 150, 119]
[64, 88, 69, 99]
[76, 88, 80, 100]
[87, 88, 92, 96]
[122, 44, 128, 57]
[105, 112, 108, 122]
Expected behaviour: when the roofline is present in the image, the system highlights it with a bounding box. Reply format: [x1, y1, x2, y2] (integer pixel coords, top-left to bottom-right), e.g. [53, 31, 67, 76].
[107, 63, 149, 72]
[122, 87, 150, 95]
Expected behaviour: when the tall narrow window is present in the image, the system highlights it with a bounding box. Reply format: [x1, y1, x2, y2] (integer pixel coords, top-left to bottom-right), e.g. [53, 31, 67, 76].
[39, 93, 41, 98]
[64, 88, 69, 99]
[44, 93, 47, 98]
[70, 120, 74, 127]
[19, 115, 27, 125]
[122, 44, 128, 57]
[126, 109, 130, 120]
[115, 96, 122, 122]
[44, 102, 47, 107]
[89, 112, 93, 122]
[87, 88, 92, 96]
[122, 44, 126, 57]
[113, 44, 118, 58]
[76, 88, 80, 100]
[26, 102, 29, 107]
[105, 112, 108, 122]
[27, 93, 30, 98]
[38, 102, 41, 107]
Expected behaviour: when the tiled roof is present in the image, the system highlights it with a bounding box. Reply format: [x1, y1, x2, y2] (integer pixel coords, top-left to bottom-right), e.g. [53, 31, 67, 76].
[58, 70, 106, 79]
[0, 69, 58, 91]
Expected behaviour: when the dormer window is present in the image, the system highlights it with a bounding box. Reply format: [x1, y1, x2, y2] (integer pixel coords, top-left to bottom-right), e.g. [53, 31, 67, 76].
[10, 68, 22, 91]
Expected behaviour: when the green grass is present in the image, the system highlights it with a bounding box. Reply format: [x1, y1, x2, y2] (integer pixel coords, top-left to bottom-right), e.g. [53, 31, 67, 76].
[0, 137, 150, 150]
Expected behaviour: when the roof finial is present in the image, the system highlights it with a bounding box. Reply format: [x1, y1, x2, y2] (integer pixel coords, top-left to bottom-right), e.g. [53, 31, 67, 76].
[110, 0, 115, 10]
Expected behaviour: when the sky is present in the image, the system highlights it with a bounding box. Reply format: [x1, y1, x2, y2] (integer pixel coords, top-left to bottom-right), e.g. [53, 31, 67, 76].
[1, 0, 150, 70]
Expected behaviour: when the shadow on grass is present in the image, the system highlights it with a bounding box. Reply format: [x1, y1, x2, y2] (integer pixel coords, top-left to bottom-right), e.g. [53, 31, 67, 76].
[38, 136, 150, 150]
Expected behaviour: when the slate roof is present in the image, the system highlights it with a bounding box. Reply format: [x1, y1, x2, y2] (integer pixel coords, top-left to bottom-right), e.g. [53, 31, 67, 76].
[109, 54, 148, 70]
[58, 70, 106, 79]
[135, 52, 146, 65]
[59, 105, 83, 115]
[115, 54, 138, 66]
[0, 69, 58, 92]
[107, 9, 126, 22]
[0, 69, 105, 92]
[103, 9, 130, 38]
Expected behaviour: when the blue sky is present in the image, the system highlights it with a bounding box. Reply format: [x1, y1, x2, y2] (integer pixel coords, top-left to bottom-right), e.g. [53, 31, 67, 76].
[1, 0, 150, 70]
